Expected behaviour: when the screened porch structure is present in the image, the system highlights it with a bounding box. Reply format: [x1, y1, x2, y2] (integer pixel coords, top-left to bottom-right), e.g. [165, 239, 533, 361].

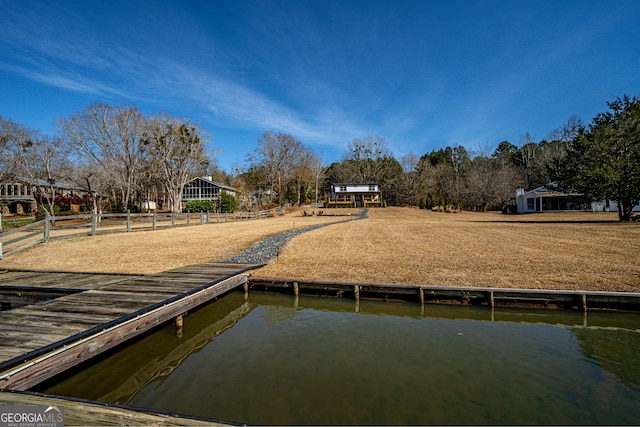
[181, 176, 236, 206]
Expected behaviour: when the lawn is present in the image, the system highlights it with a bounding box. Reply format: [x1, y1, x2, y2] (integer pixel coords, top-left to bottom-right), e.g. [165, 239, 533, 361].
[1, 207, 638, 293]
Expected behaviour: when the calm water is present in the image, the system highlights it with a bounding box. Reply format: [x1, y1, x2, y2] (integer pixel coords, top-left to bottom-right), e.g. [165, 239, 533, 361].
[39, 291, 640, 425]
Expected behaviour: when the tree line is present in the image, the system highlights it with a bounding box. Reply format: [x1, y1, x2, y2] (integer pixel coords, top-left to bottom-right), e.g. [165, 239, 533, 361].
[1, 103, 221, 216]
[1, 95, 638, 220]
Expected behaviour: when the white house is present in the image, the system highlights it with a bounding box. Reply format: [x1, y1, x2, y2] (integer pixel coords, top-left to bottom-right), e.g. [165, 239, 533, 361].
[325, 183, 382, 208]
[181, 176, 237, 208]
[508, 183, 639, 214]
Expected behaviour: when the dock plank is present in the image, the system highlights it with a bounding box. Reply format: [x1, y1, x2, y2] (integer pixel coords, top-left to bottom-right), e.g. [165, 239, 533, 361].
[0, 391, 226, 426]
[0, 263, 257, 391]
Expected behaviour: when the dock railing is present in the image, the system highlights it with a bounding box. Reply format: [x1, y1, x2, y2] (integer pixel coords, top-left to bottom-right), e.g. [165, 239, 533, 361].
[0, 204, 290, 260]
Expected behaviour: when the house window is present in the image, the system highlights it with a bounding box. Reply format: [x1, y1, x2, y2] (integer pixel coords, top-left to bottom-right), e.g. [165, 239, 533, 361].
[339, 186, 347, 192]
[527, 198, 535, 210]
[369, 185, 376, 191]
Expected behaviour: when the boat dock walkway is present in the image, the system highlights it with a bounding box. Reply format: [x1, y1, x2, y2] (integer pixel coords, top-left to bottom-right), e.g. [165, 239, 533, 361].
[0, 262, 260, 391]
[0, 389, 227, 426]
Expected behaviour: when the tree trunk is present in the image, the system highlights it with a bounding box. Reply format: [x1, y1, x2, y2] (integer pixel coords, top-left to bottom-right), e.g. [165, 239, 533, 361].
[621, 203, 633, 221]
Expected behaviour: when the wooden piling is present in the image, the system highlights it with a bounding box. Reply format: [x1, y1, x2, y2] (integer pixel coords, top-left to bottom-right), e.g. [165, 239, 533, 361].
[353, 285, 360, 301]
[293, 281, 299, 296]
[419, 288, 425, 305]
[175, 314, 184, 329]
[488, 291, 495, 308]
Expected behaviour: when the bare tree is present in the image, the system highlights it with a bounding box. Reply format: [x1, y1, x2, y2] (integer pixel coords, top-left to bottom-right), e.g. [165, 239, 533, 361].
[515, 132, 542, 189]
[343, 134, 393, 183]
[248, 131, 305, 205]
[308, 151, 325, 205]
[14, 134, 71, 217]
[58, 103, 147, 211]
[143, 114, 209, 213]
[398, 152, 421, 206]
[0, 117, 23, 187]
[464, 152, 520, 211]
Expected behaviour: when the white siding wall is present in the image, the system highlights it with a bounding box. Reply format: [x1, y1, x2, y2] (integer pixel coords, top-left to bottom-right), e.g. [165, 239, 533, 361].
[337, 184, 378, 193]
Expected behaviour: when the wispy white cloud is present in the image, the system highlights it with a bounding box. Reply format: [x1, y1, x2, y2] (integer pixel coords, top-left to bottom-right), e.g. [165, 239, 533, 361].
[0, 0, 367, 155]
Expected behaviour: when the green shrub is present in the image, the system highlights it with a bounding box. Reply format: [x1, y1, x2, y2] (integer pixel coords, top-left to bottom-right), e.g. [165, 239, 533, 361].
[185, 200, 216, 212]
[220, 193, 237, 213]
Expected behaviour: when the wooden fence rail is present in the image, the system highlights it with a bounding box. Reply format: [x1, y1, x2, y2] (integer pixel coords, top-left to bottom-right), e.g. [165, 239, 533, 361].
[0, 205, 290, 260]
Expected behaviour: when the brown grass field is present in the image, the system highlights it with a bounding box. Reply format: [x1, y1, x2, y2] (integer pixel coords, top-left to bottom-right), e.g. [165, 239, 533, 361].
[1, 207, 639, 292]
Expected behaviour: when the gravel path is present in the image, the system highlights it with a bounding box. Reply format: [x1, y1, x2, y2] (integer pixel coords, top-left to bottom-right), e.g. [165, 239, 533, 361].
[225, 209, 368, 264]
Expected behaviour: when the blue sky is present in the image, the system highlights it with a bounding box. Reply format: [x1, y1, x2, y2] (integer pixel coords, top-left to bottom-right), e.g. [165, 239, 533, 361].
[1, 0, 639, 172]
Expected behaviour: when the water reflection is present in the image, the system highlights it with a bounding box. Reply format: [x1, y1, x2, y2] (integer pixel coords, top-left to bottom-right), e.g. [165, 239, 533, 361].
[39, 291, 640, 425]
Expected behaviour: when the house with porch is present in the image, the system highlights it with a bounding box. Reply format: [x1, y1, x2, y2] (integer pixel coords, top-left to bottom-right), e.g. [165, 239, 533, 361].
[1, 180, 89, 215]
[506, 183, 639, 214]
[324, 184, 382, 208]
[181, 176, 237, 209]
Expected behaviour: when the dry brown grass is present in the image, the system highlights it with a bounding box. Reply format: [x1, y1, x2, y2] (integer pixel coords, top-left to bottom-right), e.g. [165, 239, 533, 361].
[2, 207, 639, 292]
[257, 208, 640, 292]
[0, 207, 356, 274]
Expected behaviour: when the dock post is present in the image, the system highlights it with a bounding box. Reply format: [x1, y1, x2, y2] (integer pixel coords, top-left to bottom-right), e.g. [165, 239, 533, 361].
[293, 281, 299, 296]
[243, 281, 249, 300]
[175, 314, 184, 328]
[353, 285, 360, 301]
[175, 314, 184, 338]
[419, 288, 425, 305]
[488, 291, 495, 308]
[580, 294, 587, 312]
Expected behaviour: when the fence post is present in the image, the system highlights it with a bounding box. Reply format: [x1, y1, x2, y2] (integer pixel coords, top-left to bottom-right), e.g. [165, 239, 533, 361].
[225, 212, 228, 222]
[91, 212, 97, 235]
[126, 210, 131, 232]
[216, 212, 219, 223]
[152, 211, 157, 230]
[171, 211, 175, 227]
[44, 212, 50, 242]
[187, 212, 191, 225]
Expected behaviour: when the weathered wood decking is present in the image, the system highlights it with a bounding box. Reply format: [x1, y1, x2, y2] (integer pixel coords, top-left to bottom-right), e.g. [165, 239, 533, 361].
[0, 390, 229, 426]
[0, 262, 260, 391]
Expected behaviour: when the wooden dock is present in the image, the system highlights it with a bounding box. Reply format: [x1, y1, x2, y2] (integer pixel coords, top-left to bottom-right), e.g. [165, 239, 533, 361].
[0, 262, 260, 391]
[0, 390, 230, 426]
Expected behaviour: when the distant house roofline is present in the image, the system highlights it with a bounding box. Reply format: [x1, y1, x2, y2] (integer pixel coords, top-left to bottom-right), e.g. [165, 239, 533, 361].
[185, 176, 237, 193]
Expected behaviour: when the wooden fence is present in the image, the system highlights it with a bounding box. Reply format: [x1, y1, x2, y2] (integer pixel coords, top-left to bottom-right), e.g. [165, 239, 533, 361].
[0, 205, 290, 260]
